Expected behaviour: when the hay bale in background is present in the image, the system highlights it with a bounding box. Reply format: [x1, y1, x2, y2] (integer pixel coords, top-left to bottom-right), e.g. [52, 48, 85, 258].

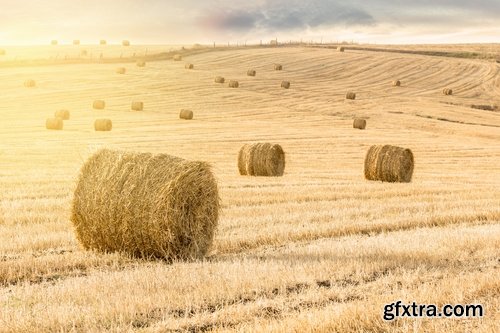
[24, 80, 36, 88]
[346, 92, 356, 100]
[364, 145, 414, 183]
[94, 119, 112, 131]
[338, 46, 345, 52]
[228, 80, 239, 88]
[46, 118, 63, 130]
[0, 49, 6, 55]
[185, 63, 194, 69]
[281, 81, 290, 89]
[180, 109, 193, 120]
[100, 40, 107, 45]
[51, 40, 58, 46]
[215, 76, 225, 83]
[71, 149, 220, 260]
[131, 102, 143, 111]
[238, 143, 285, 177]
[73, 40, 80, 45]
[93, 100, 105, 110]
[173, 54, 182, 61]
[55, 109, 70, 120]
[137, 60, 146, 67]
[122, 40, 130, 46]
[392, 80, 401, 87]
[247, 69, 256, 76]
[116, 67, 126, 74]
[80, 50, 88, 56]
[353, 118, 366, 129]
[274, 64, 283, 70]
[443, 88, 453, 95]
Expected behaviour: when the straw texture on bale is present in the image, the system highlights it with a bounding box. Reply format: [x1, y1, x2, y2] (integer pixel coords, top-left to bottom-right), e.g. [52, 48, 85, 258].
[73, 40, 80, 45]
[94, 119, 112, 131]
[71, 149, 220, 260]
[238, 143, 285, 177]
[137, 60, 146, 67]
[346, 92, 356, 100]
[100, 40, 106, 45]
[281, 81, 290, 89]
[173, 54, 182, 61]
[392, 80, 401, 87]
[24, 80, 36, 88]
[443, 88, 453, 95]
[131, 102, 143, 111]
[364, 145, 414, 183]
[274, 64, 283, 70]
[338, 46, 345, 52]
[185, 63, 194, 69]
[93, 100, 105, 110]
[55, 109, 70, 120]
[228, 80, 239, 88]
[353, 118, 366, 129]
[46, 118, 63, 130]
[116, 67, 126, 74]
[122, 40, 130, 46]
[247, 69, 256, 76]
[180, 109, 193, 120]
[215, 76, 225, 83]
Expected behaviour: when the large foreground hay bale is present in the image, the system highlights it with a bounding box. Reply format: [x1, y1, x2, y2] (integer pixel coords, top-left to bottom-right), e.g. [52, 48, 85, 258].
[281, 81, 290, 89]
[55, 109, 70, 120]
[24, 80, 36, 88]
[353, 118, 366, 129]
[46, 118, 63, 130]
[93, 100, 105, 110]
[215, 76, 225, 83]
[338, 46, 345, 52]
[180, 109, 193, 120]
[73, 40, 80, 45]
[116, 67, 126, 74]
[173, 54, 182, 61]
[137, 60, 146, 67]
[185, 63, 194, 69]
[443, 88, 453, 95]
[364, 145, 414, 183]
[228, 80, 239, 88]
[238, 143, 285, 177]
[131, 101, 143, 111]
[122, 40, 130, 46]
[71, 149, 220, 260]
[274, 64, 283, 70]
[94, 119, 112, 131]
[247, 69, 256, 76]
[346, 92, 356, 100]
[392, 80, 401, 87]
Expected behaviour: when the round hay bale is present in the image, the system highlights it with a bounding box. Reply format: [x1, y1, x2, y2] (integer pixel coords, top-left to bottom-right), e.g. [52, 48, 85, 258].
[116, 67, 126, 74]
[122, 40, 130, 46]
[100, 40, 107, 45]
[247, 69, 256, 76]
[55, 109, 70, 120]
[94, 119, 112, 131]
[173, 54, 182, 61]
[24, 80, 36, 88]
[137, 60, 146, 67]
[443, 88, 453, 95]
[93, 100, 105, 110]
[346, 92, 356, 100]
[364, 145, 414, 183]
[353, 118, 366, 129]
[80, 50, 88, 56]
[274, 64, 283, 71]
[281, 81, 290, 89]
[71, 149, 220, 260]
[185, 63, 194, 69]
[215, 76, 225, 84]
[0, 49, 6, 55]
[51, 40, 58, 46]
[228, 80, 239, 88]
[237, 143, 285, 177]
[46, 118, 63, 130]
[73, 40, 80, 45]
[392, 80, 401, 87]
[338, 46, 345, 52]
[180, 109, 193, 120]
[131, 101, 143, 111]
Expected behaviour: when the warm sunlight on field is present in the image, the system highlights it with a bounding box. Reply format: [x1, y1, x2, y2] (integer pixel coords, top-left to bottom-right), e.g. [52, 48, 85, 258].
[0, 44, 499, 332]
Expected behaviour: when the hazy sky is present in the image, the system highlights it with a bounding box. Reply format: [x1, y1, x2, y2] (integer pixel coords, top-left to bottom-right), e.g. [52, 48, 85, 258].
[1, 0, 499, 45]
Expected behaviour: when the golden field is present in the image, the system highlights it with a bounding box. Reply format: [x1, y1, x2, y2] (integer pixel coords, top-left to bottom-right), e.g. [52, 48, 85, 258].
[0, 44, 499, 332]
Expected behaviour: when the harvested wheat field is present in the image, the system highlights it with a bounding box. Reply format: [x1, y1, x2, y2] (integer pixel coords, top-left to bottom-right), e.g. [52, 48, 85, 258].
[0, 44, 499, 333]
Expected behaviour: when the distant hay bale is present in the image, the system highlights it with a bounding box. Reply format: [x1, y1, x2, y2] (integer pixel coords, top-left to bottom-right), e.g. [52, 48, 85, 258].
[131, 101, 143, 111]
[93, 100, 105, 110]
[443, 88, 453, 95]
[214, 76, 225, 83]
[180, 109, 193, 120]
[247, 69, 256, 76]
[71, 149, 219, 260]
[46, 118, 63, 130]
[364, 145, 414, 183]
[100, 40, 106, 45]
[346, 92, 356, 100]
[80, 50, 88, 56]
[137, 60, 146, 67]
[238, 143, 285, 177]
[338, 46, 345, 52]
[228, 80, 239, 88]
[73, 40, 80, 45]
[353, 118, 366, 129]
[173, 54, 182, 61]
[281, 81, 290, 89]
[51, 40, 58, 46]
[0, 49, 5, 55]
[122, 40, 130, 46]
[392, 80, 401, 87]
[185, 63, 194, 69]
[24, 80, 36, 88]
[55, 109, 70, 120]
[116, 67, 126, 74]
[94, 119, 112, 131]
[274, 64, 283, 70]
